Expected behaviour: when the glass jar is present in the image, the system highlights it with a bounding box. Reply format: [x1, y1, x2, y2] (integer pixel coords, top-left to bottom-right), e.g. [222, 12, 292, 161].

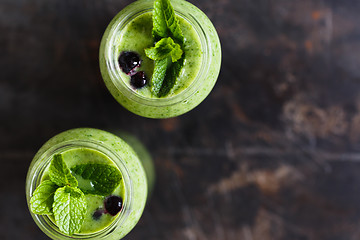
[25, 128, 150, 240]
[99, 0, 222, 118]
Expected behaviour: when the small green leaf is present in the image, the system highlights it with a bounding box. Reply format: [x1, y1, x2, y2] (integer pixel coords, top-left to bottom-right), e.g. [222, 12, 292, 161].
[145, 37, 183, 62]
[53, 186, 87, 236]
[152, 0, 168, 41]
[71, 164, 122, 196]
[161, 0, 184, 44]
[169, 42, 183, 62]
[150, 58, 170, 96]
[49, 154, 78, 187]
[149, 54, 184, 97]
[30, 180, 59, 215]
[145, 38, 173, 60]
[152, 0, 184, 44]
[159, 56, 184, 97]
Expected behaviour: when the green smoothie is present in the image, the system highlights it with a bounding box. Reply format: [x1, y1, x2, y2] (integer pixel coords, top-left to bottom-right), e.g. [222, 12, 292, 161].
[100, 0, 221, 118]
[26, 128, 150, 240]
[116, 11, 203, 98]
[40, 148, 126, 234]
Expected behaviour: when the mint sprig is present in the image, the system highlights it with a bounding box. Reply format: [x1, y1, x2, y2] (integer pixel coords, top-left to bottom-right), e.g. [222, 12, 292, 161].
[150, 58, 170, 96]
[159, 56, 184, 97]
[145, 37, 183, 62]
[49, 154, 78, 187]
[71, 163, 122, 196]
[152, 0, 168, 41]
[147, 0, 185, 97]
[30, 154, 87, 236]
[53, 186, 87, 235]
[152, 0, 184, 43]
[30, 180, 58, 215]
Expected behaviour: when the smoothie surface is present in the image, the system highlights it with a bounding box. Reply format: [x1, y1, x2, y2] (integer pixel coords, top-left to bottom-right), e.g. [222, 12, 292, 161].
[116, 11, 203, 98]
[41, 148, 126, 234]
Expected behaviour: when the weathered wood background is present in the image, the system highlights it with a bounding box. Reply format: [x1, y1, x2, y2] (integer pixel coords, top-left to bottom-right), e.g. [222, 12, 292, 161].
[1, 0, 360, 239]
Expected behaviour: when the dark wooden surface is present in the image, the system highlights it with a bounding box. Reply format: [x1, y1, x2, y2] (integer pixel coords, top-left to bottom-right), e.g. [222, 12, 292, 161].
[1, 0, 360, 239]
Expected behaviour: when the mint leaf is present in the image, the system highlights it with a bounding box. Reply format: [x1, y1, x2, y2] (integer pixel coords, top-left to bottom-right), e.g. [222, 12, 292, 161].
[152, 0, 184, 44]
[145, 37, 183, 62]
[150, 0, 185, 96]
[71, 164, 122, 196]
[49, 154, 78, 187]
[150, 58, 170, 96]
[150, 55, 184, 97]
[145, 38, 173, 60]
[170, 42, 183, 62]
[152, 0, 168, 41]
[161, 0, 184, 44]
[53, 186, 87, 235]
[30, 180, 59, 215]
[158, 56, 184, 97]
[30, 154, 88, 235]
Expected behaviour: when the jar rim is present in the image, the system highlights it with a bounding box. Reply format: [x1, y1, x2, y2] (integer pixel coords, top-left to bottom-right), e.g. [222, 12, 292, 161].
[26, 139, 133, 239]
[103, 0, 211, 107]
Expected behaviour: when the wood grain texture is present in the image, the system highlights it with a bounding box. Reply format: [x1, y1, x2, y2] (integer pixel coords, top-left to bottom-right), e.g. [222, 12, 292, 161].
[1, 0, 360, 239]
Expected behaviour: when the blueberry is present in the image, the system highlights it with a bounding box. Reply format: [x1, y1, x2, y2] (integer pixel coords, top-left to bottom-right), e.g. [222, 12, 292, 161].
[104, 196, 123, 216]
[130, 71, 147, 89]
[92, 209, 105, 220]
[118, 51, 141, 74]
